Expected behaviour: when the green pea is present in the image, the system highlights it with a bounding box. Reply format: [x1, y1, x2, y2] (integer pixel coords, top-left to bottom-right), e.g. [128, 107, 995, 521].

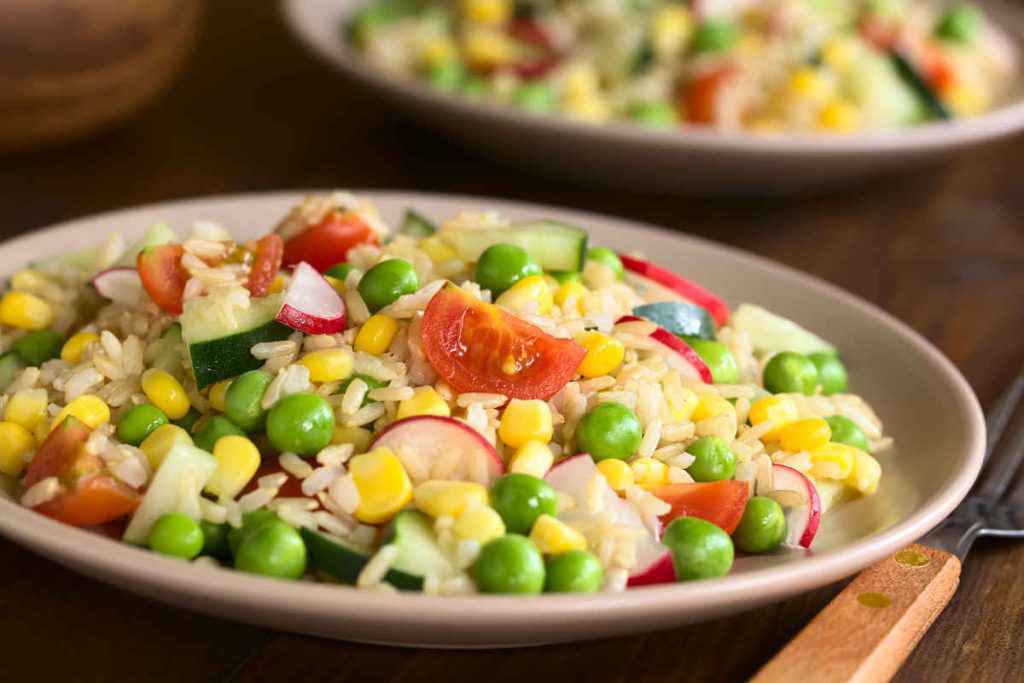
[936, 3, 982, 44]
[691, 20, 738, 54]
[116, 403, 168, 446]
[663, 516, 734, 580]
[686, 436, 736, 482]
[357, 259, 419, 313]
[200, 520, 231, 560]
[549, 270, 581, 285]
[225, 370, 273, 433]
[336, 373, 388, 407]
[576, 402, 642, 462]
[490, 473, 558, 534]
[733, 496, 787, 554]
[585, 247, 624, 281]
[266, 392, 335, 456]
[461, 77, 489, 98]
[763, 351, 819, 395]
[475, 243, 542, 295]
[473, 534, 545, 594]
[809, 352, 848, 395]
[427, 60, 466, 92]
[12, 329, 64, 366]
[824, 415, 870, 452]
[228, 509, 279, 557]
[325, 263, 355, 281]
[544, 550, 604, 593]
[683, 337, 740, 384]
[513, 83, 557, 113]
[234, 519, 307, 580]
[147, 512, 204, 560]
[628, 101, 677, 128]
[173, 408, 202, 434]
[194, 415, 245, 453]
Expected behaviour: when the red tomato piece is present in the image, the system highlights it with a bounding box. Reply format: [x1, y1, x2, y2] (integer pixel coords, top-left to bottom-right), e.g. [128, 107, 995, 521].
[34, 475, 140, 527]
[649, 480, 750, 534]
[246, 234, 284, 297]
[420, 284, 587, 400]
[281, 211, 378, 273]
[508, 19, 560, 79]
[682, 66, 736, 125]
[137, 244, 188, 315]
[859, 16, 899, 51]
[23, 415, 93, 487]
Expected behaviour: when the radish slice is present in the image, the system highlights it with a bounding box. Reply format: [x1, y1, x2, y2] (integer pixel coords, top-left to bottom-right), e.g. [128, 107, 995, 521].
[91, 267, 146, 307]
[620, 254, 729, 326]
[627, 550, 676, 587]
[372, 416, 504, 485]
[772, 464, 822, 549]
[616, 316, 713, 383]
[275, 261, 346, 334]
[546, 454, 669, 583]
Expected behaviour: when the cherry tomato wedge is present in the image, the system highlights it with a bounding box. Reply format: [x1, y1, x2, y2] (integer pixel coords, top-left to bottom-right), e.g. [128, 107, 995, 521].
[138, 244, 188, 315]
[682, 65, 736, 125]
[24, 415, 93, 488]
[34, 475, 140, 527]
[508, 19, 560, 79]
[421, 284, 586, 400]
[648, 480, 750, 534]
[281, 211, 378, 273]
[246, 234, 284, 297]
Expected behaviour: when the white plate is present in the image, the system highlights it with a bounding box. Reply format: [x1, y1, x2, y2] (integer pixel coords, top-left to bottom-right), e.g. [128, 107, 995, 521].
[0, 191, 983, 647]
[281, 0, 1024, 194]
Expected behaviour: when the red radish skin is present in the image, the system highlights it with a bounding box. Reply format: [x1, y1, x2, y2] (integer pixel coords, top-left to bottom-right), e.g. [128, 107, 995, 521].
[275, 261, 347, 334]
[772, 464, 822, 549]
[627, 551, 676, 587]
[616, 316, 713, 383]
[372, 415, 505, 485]
[619, 254, 730, 325]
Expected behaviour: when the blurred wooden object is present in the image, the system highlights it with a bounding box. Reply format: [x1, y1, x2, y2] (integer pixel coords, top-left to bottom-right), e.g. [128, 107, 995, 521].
[0, 0, 201, 152]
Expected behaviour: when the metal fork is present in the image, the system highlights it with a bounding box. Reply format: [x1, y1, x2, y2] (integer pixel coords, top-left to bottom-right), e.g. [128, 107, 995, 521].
[755, 371, 1024, 683]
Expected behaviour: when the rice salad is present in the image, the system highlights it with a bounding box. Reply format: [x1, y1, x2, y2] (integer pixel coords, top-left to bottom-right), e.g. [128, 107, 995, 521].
[0, 192, 889, 595]
[349, 0, 1018, 133]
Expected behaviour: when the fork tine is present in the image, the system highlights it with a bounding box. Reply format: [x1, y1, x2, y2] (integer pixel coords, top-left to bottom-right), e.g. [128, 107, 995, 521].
[983, 370, 1024, 463]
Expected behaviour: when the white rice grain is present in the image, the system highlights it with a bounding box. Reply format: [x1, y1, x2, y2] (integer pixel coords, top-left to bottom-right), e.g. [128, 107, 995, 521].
[345, 402, 386, 427]
[22, 477, 61, 507]
[455, 393, 508, 409]
[302, 466, 342, 497]
[368, 386, 414, 402]
[279, 453, 314, 479]
[239, 486, 277, 513]
[258, 472, 289, 490]
[341, 377, 369, 415]
[200, 498, 228, 524]
[329, 474, 360, 515]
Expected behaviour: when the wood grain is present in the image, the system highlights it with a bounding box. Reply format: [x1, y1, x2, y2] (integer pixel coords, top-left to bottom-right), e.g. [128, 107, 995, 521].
[0, 1, 1022, 682]
[753, 545, 961, 683]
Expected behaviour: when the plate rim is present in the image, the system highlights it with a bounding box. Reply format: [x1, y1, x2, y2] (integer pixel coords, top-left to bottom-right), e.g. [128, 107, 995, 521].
[0, 189, 985, 637]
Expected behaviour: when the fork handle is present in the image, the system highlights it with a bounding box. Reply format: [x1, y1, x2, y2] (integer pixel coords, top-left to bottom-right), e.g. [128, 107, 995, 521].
[752, 544, 961, 683]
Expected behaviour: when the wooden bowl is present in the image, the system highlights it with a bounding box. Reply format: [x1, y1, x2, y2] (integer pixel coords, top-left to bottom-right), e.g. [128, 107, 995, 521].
[0, 0, 202, 153]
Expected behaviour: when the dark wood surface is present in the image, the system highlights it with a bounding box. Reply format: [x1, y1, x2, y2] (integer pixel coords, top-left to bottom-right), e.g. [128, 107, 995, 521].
[1, 2, 1022, 681]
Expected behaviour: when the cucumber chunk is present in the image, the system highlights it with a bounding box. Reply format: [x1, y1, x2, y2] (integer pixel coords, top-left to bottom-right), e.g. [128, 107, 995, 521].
[445, 220, 588, 272]
[730, 304, 835, 357]
[383, 510, 458, 588]
[634, 302, 716, 340]
[302, 527, 424, 589]
[399, 209, 437, 238]
[0, 351, 26, 392]
[116, 222, 178, 268]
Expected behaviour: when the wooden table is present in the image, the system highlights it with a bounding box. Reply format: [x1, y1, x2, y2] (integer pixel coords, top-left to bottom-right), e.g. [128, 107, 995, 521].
[1, 2, 1022, 681]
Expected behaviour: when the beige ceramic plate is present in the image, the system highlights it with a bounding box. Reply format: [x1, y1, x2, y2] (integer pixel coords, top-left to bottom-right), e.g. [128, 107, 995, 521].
[0, 191, 983, 647]
[282, 0, 1024, 194]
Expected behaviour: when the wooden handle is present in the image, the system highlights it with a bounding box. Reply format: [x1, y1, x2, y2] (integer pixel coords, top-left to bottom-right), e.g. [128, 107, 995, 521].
[752, 544, 961, 683]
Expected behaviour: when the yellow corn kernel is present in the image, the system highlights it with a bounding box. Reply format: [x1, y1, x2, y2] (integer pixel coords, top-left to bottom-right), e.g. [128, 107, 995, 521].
[420, 35, 458, 71]
[748, 395, 799, 441]
[462, 28, 513, 70]
[509, 440, 554, 478]
[420, 236, 458, 263]
[453, 502, 506, 543]
[3, 388, 49, 431]
[323, 276, 345, 295]
[787, 66, 832, 104]
[778, 418, 832, 453]
[52, 394, 109, 431]
[206, 435, 261, 501]
[631, 457, 669, 488]
[349, 447, 413, 524]
[750, 117, 784, 134]
[60, 331, 99, 364]
[299, 348, 354, 384]
[332, 425, 373, 453]
[498, 399, 553, 448]
[666, 385, 699, 423]
[141, 368, 191, 420]
[208, 379, 232, 413]
[10, 269, 47, 292]
[462, 0, 510, 26]
[553, 280, 588, 315]
[809, 442, 856, 480]
[691, 394, 732, 422]
[563, 93, 611, 123]
[267, 274, 287, 294]
[576, 331, 625, 378]
[651, 5, 693, 59]
[494, 275, 553, 315]
[0, 291, 53, 330]
[396, 386, 451, 420]
[818, 99, 860, 133]
[413, 479, 489, 518]
[944, 81, 989, 117]
[563, 63, 600, 102]
[139, 423, 194, 470]
[529, 513, 587, 554]
[821, 38, 856, 71]
[0, 421, 34, 477]
[597, 458, 634, 493]
[355, 314, 398, 355]
[848, 449, 881, 495]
